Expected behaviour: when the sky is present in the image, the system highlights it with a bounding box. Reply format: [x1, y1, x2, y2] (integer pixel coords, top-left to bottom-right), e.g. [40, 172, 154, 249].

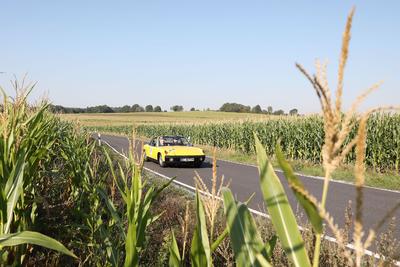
[1, 1, 399, 113]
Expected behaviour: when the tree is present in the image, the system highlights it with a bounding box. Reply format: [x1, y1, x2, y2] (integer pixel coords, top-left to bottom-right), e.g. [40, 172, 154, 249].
[251, 105, 262, 113]
[145, 105, 153, 112]
[190, 107, 196, 111]
[154, 106, 162, 112]
[117, 105, 131, 113]
[267, 106, 273, 114]
[131, 104, 144, 112]
[219, 103, 251, 113]
[289, 108, 298, 116]
[170, 105, 184, 112]
[273, 109, 285, 115]
[86, 105, 114, 113]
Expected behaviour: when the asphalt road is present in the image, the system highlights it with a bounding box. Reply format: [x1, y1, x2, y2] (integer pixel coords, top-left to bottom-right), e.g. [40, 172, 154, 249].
[97, 134, 400, 242]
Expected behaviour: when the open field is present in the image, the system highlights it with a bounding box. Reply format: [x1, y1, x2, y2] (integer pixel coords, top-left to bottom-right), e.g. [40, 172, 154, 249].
[60, 111, 272, 126]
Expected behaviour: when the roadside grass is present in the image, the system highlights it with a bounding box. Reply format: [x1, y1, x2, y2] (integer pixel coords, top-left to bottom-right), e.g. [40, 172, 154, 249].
[60, 111, 271, 126]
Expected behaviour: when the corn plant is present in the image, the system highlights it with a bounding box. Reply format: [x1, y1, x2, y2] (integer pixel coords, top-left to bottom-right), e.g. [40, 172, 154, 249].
[169, 191, 231, 267]
[103, 141, 174, 267]
[0, 85, 76, 264]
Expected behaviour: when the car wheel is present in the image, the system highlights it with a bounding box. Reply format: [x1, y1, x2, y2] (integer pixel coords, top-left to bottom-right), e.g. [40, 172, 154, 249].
[143, 151, 148, 162]
[158, 154, 166, 167]
[194, 161, 203, 168]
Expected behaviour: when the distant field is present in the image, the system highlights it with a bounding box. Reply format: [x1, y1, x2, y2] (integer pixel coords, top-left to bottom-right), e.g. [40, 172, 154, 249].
[60, 111, 271, 126]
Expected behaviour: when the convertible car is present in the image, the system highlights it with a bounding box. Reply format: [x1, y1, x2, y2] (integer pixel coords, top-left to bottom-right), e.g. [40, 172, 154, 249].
[143, 135, 205, 167]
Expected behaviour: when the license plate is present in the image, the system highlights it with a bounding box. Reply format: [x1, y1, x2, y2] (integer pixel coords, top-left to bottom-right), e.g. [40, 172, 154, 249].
[181, 158, 194, 162]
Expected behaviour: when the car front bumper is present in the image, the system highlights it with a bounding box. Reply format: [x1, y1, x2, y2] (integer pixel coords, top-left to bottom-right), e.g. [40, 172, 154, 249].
[164, 155, 205, 164]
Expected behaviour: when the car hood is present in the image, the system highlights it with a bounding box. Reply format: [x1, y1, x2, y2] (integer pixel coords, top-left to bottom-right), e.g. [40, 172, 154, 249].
[163, 146, 204, 156]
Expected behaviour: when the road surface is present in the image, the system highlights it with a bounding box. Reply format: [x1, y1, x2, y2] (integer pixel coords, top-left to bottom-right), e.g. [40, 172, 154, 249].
[97, 134, 400, 244]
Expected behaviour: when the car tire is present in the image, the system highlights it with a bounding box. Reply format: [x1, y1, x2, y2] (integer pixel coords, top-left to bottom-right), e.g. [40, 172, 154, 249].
[158, 154, 166, 167]
[143, 151, 148, 162]
[194, 161, 203, 168]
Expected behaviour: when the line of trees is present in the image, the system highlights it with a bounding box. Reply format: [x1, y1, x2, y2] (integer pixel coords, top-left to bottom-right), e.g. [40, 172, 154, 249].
[49, 102, 299, 115]
[49, 104, 164, 114]
[219, 102, 298, 116]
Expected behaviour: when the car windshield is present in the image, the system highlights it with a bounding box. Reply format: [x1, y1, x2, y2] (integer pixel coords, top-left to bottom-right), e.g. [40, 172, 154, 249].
[159, 136, 189, 146]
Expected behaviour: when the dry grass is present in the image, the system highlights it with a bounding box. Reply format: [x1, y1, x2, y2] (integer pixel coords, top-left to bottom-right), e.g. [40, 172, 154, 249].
[60, 111, 271, 126]
[194, 148, 229, 240]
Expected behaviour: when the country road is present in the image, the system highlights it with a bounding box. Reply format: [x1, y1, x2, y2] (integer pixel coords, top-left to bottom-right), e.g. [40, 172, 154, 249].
[97, 134, 400, 244]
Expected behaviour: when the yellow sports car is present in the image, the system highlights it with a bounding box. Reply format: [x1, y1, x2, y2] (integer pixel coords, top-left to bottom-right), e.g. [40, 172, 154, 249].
[143, 135, 205, 167]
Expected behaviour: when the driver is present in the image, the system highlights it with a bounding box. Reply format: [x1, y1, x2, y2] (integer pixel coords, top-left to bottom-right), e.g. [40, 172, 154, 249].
[159, 137, 164, 146]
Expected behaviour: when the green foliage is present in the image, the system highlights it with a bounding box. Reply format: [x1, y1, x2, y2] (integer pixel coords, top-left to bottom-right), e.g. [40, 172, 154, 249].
[169, 231, 182, 267]
[0, 231, 77, 258]
[171, 105, 184, 112]
[275, 144, 323, 234]
[104, 149, 173, 267]
[190, 192, 212, 267]
[254, 134, 311, 267]
[273, 110, 285, 115]
[222, 188, 271, 266]
[145, 105, 154, 112]
[220, 102, 251, 113]
[0, 88, 76, 264]
[252, 105, 263, 114]
[289, 109, 298, 116]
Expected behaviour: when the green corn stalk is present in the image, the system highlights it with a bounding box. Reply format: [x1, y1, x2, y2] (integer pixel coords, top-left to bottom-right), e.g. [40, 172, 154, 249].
[104, 148, 173, 267]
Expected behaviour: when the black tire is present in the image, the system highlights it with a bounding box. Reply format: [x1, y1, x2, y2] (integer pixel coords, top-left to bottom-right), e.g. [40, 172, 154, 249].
[158, 154, 166, 167]
[143, 151, 148, 162]
[194, 161, 203, 168]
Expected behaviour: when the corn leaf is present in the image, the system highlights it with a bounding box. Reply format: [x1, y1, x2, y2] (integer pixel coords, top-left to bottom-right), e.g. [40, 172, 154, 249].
[169, 231, 182, 267]
[222, 188, 270, 267]
[5, 157, 25, 234]
[254, 134, 311, 267]
[0, 231, 76, 258]
[275, 144, 323, 234]
[265, 235, 277, 262]
[190, 191, 211, 267]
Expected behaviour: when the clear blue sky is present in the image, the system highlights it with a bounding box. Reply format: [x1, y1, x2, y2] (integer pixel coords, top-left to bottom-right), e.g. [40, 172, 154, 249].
[1, 1, 399, 113]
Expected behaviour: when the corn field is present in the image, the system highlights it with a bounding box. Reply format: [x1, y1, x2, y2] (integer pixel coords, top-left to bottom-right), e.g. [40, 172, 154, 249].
[2, 8, 400, 266]
[2, 85, 399, 266]
[88, 113, 400, 171]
